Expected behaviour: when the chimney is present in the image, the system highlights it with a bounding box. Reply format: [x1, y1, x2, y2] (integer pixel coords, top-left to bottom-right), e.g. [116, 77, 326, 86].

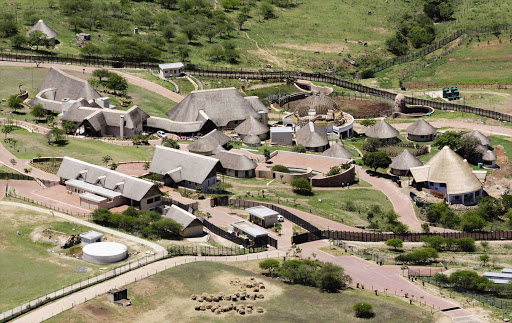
[120, 115, 125, 139]
[258, 111, 268, 125]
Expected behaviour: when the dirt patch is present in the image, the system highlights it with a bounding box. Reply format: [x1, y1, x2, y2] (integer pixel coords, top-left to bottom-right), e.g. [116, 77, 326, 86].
[81, 303, 114, 320]
[278, 42, 348, 54]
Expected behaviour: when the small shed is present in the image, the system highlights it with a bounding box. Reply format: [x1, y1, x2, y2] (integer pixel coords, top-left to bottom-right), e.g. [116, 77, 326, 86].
[158, 63, 184, 78]
[270, 127, 293, 146]
[482, 150, 497, 168]
[246, 205, 279, 228]
[229, 220, 268, 247]
[107, 288, 131, 306]
[164, 205, 204, 237]
[79, 230, 104, 246]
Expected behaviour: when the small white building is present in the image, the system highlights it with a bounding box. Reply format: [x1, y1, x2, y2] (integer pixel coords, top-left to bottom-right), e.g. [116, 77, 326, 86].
[158, 63, 184, 78]
[79, 231, 104, 246]
[270, 127, 294, 146]
[246, 205, 279, 228]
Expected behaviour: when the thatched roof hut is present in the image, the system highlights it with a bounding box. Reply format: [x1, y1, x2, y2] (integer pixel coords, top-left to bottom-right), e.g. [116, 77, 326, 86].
[234, 116, 269, 137]
[187, 129, 231, 155]
[365, 120, 399, 139]
[25, 20, 57, 39]
[483, 150, 496, 162]
[389, 150, 423, 176]
[406, 119, 437, 136]
[243, 134, 262, 147]
[322, 142, 353, 159]
[410, 146, 483, 195]
[464, 130, 491, 146]
[295, 122, 329, 151]
[215, 150, 257, 171]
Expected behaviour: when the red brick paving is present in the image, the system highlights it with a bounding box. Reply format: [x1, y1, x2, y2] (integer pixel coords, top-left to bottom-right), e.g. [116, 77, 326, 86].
[115, 162, 149, 177]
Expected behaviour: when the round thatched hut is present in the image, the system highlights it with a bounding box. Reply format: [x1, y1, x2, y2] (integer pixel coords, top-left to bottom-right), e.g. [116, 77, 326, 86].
[234, 116, 269, 140]
[464, 130, 491, 149]
[365, 120, 399, 144]
[322, 142, 354, 159]
[482, 150, 497, 168]
[405, 119, 437, 142]
[295, 122, 329, 152]
[243, 134, 262, 147]
[389, 149, 423, 176]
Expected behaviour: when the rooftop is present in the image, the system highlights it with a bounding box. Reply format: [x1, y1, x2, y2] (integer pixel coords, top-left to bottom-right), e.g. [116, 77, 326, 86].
[245, 205, 279, 218]
[231, 221, 268, 237]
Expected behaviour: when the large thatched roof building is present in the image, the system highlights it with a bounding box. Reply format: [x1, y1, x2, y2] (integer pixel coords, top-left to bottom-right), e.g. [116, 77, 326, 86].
[365, 120, 399, 143]
[187, 129, 231, 155]
[322, 142, 353, 159]
[406, 119, 437, 142]
[389, 149, 423, 176]
[295, 122, 329, 152]
[25, 19, 57, 39]
[410, 146, 486, 205]
[29, 68, 103, 112]
[165, 88, 268, 133]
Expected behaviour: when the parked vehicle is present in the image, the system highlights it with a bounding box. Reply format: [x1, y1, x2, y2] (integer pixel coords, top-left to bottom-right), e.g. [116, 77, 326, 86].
[156, 130, 167, 138]
[277, 215, 284, 222]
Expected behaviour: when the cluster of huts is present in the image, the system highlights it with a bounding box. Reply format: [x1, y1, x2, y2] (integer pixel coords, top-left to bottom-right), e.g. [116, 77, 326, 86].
[364, 117, 494, 205]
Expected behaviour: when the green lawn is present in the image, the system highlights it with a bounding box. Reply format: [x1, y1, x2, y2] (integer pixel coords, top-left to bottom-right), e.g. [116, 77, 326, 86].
[4, 127, 154, 165]
[47, 261, 432, 323]
[0, 165, 23, 175]
[0, 205, 109, 312]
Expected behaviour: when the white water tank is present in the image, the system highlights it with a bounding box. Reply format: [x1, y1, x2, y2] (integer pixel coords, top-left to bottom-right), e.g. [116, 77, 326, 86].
[82, 242, 128, 264]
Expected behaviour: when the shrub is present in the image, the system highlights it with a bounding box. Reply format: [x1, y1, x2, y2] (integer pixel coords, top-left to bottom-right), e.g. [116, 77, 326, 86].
[292, 144, 307, 153]
[259, 259, 280, 277]
[461, 211, 486, 232]
[432, 272, 449, 284]
[279, 259, 319, 286]
[456, 237, 476, 252]
[423, 236, 446, 251]
[327, 166, 341, 176]
[362, 151, 391, 172]
[385, 238, 403, 250]
[353, 302, 374, 318]
[271, 165, 290, 173]
[395, 248, 438, 264]
[290, 178, 312, 195]
[448, 270, 492, 292]
[313, 263, 351, 293]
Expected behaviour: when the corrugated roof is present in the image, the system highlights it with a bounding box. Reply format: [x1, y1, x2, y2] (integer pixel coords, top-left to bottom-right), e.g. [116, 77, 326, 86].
[150, 146, 220, 184]
[246, 205, 279, 218]
[230, 221, 268, 237]
[159, 62, 184, 69]
[295, 122, 328, 148]
[365, 120, 399, 139]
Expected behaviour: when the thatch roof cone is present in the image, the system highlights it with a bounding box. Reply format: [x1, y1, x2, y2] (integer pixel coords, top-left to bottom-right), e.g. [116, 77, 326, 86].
[295, 94, 339, 117]
[365, 119, 399, 139]
[410, 146, 482, 195]
[464, 129, 491, 146]
[295, 122, 328, 148]
[243, 134, 262, 146]
[322, 142, 353, 159]
[214, 150, 257, 171]
[188, 129, 231, 154]
[234, 116, 269, 136]
[26, 19, 57, 39]
[389, 149, 423, 171]
[483, 150, 496, 161]
[406, 119, 437, 136]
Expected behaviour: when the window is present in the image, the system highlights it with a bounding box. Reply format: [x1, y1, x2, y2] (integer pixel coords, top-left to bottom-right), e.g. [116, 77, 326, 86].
[154, 196, 161, 202]
[440, 183, 446, 187]
[107, 198, 113, 203]
[235, 171, 238, 177]
[147, 198, 154, 204]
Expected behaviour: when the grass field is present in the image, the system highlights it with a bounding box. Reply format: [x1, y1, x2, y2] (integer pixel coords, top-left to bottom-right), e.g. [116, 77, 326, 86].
[46, 261, 432, 323]
[3, 127, 154, 165]
[0, 204, 109, 312]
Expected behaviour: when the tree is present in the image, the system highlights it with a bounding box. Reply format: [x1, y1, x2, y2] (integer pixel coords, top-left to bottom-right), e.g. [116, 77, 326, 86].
[161, 137, 180, 149]
[271, 165, 290, 173]
[62, 121, 76, 134]
[1, 125, 13, 140]
[105, 73, 128, 95]
[362, 151, 391, 172]
[425, 203, 459, 228]
[0, 21, 18, 38]
[236, 13, 248, 30]
[10, 34, 27, 48]
[456, 237, 476, 252]
[263, 148, 271, 161]
[353, 302, 374, 319]
[102, 155, 112, 167]
[290, 178, 312, 195]
[423, 236, 445, 251]
[476, 196, 502, 221]
[29, 104, 47, 121]
[433, 131, 461, 150]
[386, 32, 409, 56]
[143, 161, 151, 170]
[458, 136, 483, 164]
[259, 259, 280, 277]
[480, 254, 490, 266]
[327, 166, 341, 176]
[385, 238, 403, 251]
[259, 2, 275, 19]
[360, 119, 376, 127]
[49, 128, 66, 145]
[162, 26, 175, 42]
[221, 0, 240, 10]
[80, 43, 101, 57]
[27, 30, 49, 51]
[313, 263, 351, 293]
[461, 210, 486, 232]
[422, 222, 430, 233]
[182, 22, 198, 43]
[7, 94, 23, 113]
[92, 68, 111, 83]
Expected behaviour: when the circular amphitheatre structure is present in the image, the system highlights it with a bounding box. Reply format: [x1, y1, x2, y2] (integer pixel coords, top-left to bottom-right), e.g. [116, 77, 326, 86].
[82, 242, 128, 264]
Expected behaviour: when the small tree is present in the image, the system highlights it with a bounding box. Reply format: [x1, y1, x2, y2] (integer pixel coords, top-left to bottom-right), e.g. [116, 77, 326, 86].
[2, 125, 13, 140]
[290, 178, 312, 195]
[421, 222, 430, 233]
[434, 131, 461, 150]
[102, 155, 112, 167]
[143, 161, 151, 170]
[7, 94, 23, 113]
[313, 263, 351, 293]
[479, 254, 490, 266]
[327, 166, 341, 176]
[161, 137, 180, 149]
[263, 148, 271, 161]
[353, 302, 374, 318]
[271, 165, 290, 173]
[385, 238, 403, 251]
[110, 162, 119, 170]
[236, 13, 248, 30]
[362, 151, 391, 172]
[30, 104, 47, 121]
[259, 259, 280, 277]
[62, 121, 76, 134]
[292, 144, 307, 153]
[105, 73, 128, 95]
[92, 68, 111, 83]
[360, 119, 376, 127]
[27, 30, 49, 50]
[80, 43, 102, 57]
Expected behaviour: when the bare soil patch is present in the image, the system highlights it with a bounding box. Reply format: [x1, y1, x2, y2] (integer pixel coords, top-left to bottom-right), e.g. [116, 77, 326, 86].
[278, 42, 348, 54]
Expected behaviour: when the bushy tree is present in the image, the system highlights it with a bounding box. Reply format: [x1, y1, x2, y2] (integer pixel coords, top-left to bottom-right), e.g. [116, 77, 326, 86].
[362, 151, 391, 172]
[425, 203, 459, 228]
[458, 136, 483, 164]
[461, 210, 486, 232]
[385, 32, 409, 56]
[424, 0, 454, 22]
[290, 178, 312, 195]
[162, 137, 180, 149]
[434, 131, 461, 150]
[456, 237, 476, 252]
[313, 263, 351, 293]
[259, 259, 280, 277]
[448, 270, 492, 292]
[385, 238, 403, 250]
[0, 21, 18, 38]
[80, 43, 102, 57]
[7, 94, 23, 112]
[395, 248, 438, 264]
[353, 302, 374, 318]
[30, 104, 47, 121]
[327, 166, 341, 176]
[271, 165, 290, 173]
[259, 2, 275, 19]
[105, 73, 128, 95]
[279, 259, 319, 286]
[292, 144, 307, 153]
